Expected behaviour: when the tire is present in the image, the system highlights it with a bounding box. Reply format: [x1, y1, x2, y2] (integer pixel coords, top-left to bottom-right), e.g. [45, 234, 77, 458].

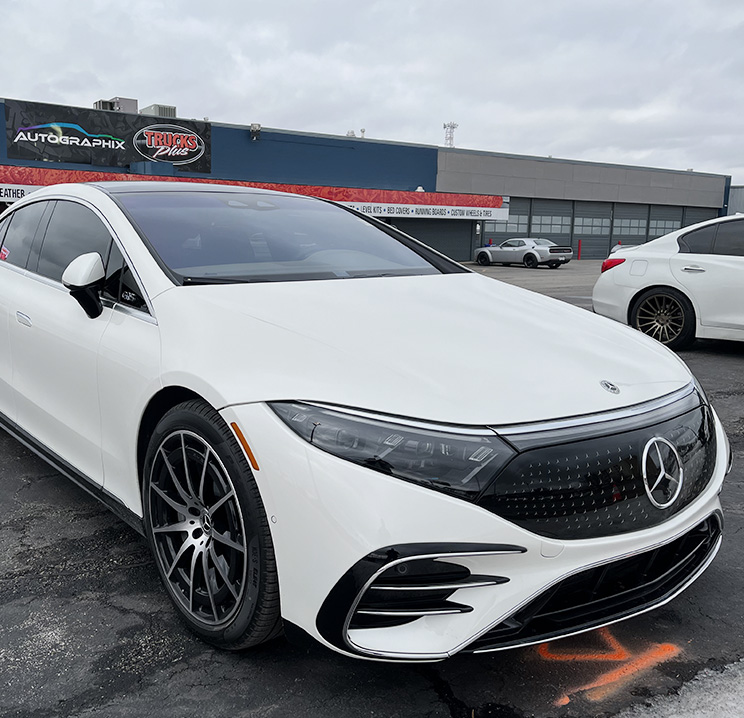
[629, 288, 696, 350]
[523, 254, 538, 269]
[547, 261, 561, 269]
[476, 252, 490, 266]
[143, 400, 281, 650]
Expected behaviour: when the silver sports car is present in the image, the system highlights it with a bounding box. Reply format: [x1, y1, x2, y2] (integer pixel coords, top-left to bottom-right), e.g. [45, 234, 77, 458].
[475, 238, 573, 268]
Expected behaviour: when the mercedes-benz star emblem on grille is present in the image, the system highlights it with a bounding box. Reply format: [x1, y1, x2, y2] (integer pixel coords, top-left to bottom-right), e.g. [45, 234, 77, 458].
[642, 437, 684, 509]
[600, 380, 620, 394]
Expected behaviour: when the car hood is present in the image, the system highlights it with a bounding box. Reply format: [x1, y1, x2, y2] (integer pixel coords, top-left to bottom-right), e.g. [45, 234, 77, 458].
[153, 273, 691, 426]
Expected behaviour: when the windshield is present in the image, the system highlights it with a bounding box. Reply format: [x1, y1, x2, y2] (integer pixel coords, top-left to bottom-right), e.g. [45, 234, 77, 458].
[532, 238, 556, 246]
[115, 190, 449, 284]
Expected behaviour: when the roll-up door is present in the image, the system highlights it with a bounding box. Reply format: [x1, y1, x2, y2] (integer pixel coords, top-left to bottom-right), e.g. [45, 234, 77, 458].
[649, 205, 683, 239]
[573, 201, 612, 258]
[482, 197, 530, 247]
[612, 203, 649, 247]
[683, 207, 718, 227]
[530, 199, 572, 246]
[393, 218, 474, 261]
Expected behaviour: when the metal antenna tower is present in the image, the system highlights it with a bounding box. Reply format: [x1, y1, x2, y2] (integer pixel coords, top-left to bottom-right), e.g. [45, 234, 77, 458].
[443, 121, 458, 148]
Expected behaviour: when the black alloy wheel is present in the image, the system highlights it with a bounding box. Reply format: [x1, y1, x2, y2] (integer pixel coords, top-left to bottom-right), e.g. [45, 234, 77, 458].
[523, 254, 538, 269]
[477, 252, 491, 266]
[143, 400, 281, 649]
[630, 287, 696, 350]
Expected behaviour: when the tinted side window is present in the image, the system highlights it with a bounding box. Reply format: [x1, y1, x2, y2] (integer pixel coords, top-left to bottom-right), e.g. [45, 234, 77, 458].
[35, 201, 114, 282]
[712, 220, 744, 257]
[0, 215, 11, 252]
[678, 225, 716, 254]
[0, 202, 48, 268]
[102, 243, 148, 312]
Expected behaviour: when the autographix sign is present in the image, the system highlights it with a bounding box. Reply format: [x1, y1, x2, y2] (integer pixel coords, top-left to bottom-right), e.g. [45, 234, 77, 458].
[5, 99, 211, 172]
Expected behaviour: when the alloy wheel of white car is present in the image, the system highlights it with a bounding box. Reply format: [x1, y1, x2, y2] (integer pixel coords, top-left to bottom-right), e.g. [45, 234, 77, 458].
[143, 400, 282, 648]
[630, 287, 696, 350]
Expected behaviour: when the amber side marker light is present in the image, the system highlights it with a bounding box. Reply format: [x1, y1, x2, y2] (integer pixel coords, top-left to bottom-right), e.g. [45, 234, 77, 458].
[231, 422, 260, 471]
[600, 257, 626, 273]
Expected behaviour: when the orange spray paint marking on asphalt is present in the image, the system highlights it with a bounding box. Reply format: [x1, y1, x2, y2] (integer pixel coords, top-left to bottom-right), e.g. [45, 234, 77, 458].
[537, 627, 630, 662]
[535, 628, 681, 706]
[577, 643, 680, 703]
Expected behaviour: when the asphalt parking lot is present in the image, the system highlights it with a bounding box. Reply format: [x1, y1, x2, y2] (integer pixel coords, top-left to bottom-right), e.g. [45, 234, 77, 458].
[1, 260, 742, 718]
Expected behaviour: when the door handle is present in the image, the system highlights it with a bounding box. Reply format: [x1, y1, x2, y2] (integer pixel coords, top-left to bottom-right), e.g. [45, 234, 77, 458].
[681, 266, 706, 273]
[16, 312, 32, 327]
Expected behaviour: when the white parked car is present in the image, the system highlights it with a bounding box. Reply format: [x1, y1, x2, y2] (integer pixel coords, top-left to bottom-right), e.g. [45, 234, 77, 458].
[593, 215, 744, 350]
[0, 183, 730, 662]
[475, 238, 573, 268]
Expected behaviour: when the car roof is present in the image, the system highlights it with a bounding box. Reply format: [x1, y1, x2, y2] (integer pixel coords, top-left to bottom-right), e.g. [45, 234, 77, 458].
[678, 213, 742, 233]
[86, 181, 288, 197]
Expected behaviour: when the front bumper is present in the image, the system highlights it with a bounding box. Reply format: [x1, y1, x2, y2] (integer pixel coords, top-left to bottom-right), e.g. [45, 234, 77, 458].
[220, 402, 728, 662]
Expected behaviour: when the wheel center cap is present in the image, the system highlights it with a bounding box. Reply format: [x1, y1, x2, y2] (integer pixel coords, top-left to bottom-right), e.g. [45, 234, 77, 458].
[201, 512, 213, 534]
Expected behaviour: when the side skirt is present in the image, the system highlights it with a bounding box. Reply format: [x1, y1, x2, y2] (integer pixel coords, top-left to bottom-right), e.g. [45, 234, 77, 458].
[0, 411, 145, 536]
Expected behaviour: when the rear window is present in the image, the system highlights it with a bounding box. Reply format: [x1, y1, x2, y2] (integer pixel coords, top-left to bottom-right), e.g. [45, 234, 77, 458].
[678, 225, 716, 254]
[712, 219, 744, 257]
[115, 191, 453, 284]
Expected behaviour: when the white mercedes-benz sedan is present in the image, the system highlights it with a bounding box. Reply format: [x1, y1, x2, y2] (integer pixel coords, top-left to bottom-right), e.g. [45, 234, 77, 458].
[0, 182, 730, 662]
[592, 214, 744, 350]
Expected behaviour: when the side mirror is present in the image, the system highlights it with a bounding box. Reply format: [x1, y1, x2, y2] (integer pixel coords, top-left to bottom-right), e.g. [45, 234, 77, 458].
[62, 252, 105, 319]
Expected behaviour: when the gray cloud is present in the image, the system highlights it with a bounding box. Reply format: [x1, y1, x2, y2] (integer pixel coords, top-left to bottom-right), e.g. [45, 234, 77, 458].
[2, 0, 743, 182]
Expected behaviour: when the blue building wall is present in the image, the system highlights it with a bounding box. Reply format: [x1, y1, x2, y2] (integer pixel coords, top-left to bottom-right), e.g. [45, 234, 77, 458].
[211, 125, 438, 191]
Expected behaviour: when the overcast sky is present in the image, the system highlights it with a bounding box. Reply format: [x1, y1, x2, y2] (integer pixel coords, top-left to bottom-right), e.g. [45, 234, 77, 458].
[3, 0, 744, 183]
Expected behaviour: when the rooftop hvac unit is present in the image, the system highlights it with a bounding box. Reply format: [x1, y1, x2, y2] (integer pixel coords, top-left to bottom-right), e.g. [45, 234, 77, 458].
[94, 97, 138, 113]
[140, 103, 177, 119]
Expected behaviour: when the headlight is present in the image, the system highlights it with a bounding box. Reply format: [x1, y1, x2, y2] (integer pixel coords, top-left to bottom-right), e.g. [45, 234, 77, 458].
[692, 376, 709, 406]
[269, 402, 516, 501]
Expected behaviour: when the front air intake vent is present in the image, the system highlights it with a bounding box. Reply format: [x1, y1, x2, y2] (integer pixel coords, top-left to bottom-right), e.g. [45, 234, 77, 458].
[349, 557, 508, 630]
[316, 542, 526, 657]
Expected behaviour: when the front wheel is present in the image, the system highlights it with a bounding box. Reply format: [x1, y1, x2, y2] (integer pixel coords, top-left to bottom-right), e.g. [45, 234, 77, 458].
[143, 400, 281, 649]
[523, 254, 538, 269]
[629, 288, 696, 350]
[476, 252, 490, 266]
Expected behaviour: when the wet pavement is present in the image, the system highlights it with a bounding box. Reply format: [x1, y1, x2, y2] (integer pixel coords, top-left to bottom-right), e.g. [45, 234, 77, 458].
[1, 261, 742, 717]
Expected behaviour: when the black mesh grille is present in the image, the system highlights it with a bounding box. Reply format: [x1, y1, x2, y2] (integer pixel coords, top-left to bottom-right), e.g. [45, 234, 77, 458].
[466, 514, 721, 652]
[477, 404, 716, 539]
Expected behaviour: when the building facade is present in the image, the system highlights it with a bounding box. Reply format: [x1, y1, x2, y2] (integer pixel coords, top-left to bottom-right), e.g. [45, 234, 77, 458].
[0, 97, 732, 261]
[728, 186, 744, 215]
